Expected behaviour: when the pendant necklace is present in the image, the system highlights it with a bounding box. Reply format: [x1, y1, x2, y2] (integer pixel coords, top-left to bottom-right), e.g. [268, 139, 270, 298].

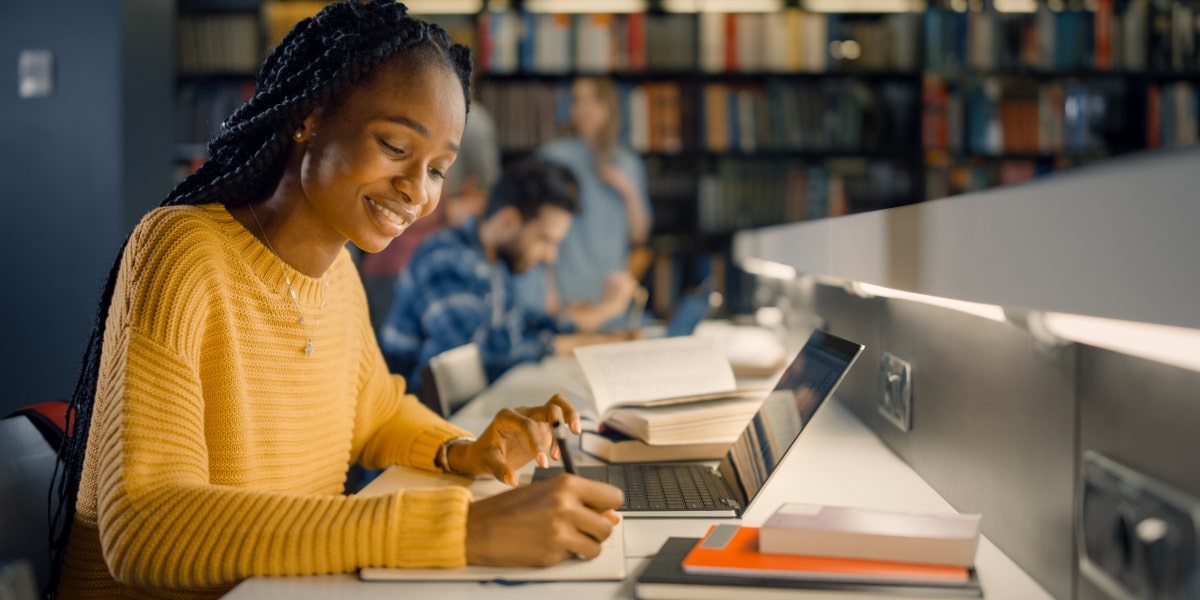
[248, 204, 328, 356]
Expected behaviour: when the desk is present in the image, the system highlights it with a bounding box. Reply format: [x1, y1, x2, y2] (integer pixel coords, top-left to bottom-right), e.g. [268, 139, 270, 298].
[225, 358, 1053, 599]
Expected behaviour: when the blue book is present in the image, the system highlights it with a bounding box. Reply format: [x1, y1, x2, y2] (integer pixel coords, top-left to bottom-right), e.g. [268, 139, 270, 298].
[517, 11, 536, 73]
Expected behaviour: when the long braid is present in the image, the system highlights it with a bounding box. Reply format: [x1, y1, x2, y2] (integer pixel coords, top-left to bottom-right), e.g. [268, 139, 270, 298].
[47, 1, 471, 594]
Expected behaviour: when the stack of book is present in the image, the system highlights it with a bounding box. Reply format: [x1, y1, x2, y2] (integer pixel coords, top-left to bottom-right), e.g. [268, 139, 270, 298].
[573, 337, 768, 463]
[637, 503, 984, 599]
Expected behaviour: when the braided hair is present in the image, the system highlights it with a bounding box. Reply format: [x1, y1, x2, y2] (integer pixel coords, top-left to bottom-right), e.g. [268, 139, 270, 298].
[48, 1, 471, 593]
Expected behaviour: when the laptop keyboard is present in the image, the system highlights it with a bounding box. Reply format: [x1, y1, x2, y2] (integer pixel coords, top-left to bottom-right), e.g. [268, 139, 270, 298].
[605, 465, 721, 511]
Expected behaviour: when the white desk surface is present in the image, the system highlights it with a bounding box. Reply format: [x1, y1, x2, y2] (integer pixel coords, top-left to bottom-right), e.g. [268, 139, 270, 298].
[225, 357, 1052, 600]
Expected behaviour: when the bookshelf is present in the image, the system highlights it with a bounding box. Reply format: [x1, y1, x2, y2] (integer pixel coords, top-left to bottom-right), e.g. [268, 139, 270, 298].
[170, 0, 1199, 313]
[174, 0, 263, 180]
[921, 0, 1199, 199]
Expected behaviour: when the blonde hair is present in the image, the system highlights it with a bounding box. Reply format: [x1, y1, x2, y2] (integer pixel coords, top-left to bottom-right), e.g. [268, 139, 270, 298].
[572, 76, 621, 159]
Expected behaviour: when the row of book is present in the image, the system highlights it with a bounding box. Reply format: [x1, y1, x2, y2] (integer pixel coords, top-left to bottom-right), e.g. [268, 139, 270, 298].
[926, 2, 1200, 74]
[178, 12, 261, 74]
[466, 11, 924, 75]
[923, 157, 1063, 201]
[478, 78, 919, 155]
[175, 81, 255, 147]
[638, 504, 983, 599]
[1148, 82, 1199, 149]
[190, 5, 1200, 76]
[699, 80, 919, 154]
[697, 158, 916, 234]
[696, 12, 920, 74]
[474, 12, 694, 73]
[923, 75, 1133, 156]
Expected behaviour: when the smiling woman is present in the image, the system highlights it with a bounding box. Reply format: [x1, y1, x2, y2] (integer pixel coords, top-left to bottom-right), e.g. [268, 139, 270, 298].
[49, 2, 622, 599]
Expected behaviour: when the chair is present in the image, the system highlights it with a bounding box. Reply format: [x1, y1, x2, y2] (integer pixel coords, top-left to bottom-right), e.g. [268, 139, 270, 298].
[1, 401, 68, 597]
[419, 343, 488, 418]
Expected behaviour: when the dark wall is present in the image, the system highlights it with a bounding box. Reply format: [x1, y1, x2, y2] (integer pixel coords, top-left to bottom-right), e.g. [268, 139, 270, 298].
[1076, 348, 1200, 599]
[809, 282, 1078, 599]
[0, 1, 172, 415]
[789, 277, 1200, 599]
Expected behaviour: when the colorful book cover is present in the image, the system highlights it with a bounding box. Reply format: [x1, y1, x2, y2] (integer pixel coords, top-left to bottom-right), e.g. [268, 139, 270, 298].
[682, 525, 971, 586]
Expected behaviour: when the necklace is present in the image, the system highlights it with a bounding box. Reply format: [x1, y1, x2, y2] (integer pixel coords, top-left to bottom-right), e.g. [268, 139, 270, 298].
[248, 204, 328, 357]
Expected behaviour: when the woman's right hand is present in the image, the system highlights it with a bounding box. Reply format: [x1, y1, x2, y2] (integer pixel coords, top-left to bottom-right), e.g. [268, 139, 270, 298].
[465, 474, 624, 567]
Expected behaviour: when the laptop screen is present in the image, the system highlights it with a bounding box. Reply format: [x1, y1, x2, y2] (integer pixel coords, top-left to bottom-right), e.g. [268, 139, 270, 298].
[716, 329, 864, 509]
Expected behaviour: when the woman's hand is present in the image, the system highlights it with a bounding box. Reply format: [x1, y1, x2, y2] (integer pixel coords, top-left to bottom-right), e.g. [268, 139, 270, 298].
[597, 161, 636, 196]
[466, 473, 624, 567]
[447, 394, 580, 486]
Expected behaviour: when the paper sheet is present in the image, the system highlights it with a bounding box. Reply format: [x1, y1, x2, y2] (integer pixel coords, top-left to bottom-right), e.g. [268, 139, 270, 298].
[356, 466, 626, 582]
[359, 523, 625, 582]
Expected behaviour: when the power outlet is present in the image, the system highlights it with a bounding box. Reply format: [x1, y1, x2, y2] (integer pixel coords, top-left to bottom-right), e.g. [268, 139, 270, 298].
[878, 352, 912, 432]
[1078, 451, 1200, 600]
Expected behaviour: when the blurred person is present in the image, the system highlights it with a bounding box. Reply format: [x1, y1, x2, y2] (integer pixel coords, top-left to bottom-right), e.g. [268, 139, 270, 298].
[379, 158, 634, 397]
[516, 76, 650, 329]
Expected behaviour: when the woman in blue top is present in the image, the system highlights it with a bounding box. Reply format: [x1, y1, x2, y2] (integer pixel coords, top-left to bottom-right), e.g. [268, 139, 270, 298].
[516, 77, 648, 328]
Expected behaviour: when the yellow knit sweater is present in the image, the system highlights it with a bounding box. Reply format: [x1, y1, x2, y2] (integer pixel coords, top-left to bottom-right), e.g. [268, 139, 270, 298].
[57, 203, 475, 599]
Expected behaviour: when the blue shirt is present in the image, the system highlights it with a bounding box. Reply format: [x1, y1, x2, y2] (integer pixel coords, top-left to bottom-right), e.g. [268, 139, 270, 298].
[378, 220, 567, 395]
[514, 138, 652, 314]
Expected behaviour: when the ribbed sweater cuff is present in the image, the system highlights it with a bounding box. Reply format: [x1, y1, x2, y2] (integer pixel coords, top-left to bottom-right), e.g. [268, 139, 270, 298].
[389, 487, 472, 567]
[408, 423, 475, 472]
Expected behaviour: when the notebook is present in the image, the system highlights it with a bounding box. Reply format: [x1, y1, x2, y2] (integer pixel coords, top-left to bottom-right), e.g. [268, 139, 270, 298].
[534, 329, 865, 517]
[356, 467, 625, 583]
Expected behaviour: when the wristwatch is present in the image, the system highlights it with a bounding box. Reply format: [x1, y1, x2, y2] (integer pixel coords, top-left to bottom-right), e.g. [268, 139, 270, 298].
[436, 436, 475, 476]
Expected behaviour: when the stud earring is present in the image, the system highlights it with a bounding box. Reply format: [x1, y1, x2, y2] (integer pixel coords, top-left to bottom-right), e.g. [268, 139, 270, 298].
[293, 129, 304, 141]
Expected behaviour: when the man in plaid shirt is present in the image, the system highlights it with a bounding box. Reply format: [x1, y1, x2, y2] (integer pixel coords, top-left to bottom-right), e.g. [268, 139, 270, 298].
[379, 159, 636, 397]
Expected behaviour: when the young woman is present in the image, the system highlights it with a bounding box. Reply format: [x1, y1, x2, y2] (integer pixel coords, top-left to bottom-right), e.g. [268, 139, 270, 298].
[50, 2, 621, 598]
[515, 77, 649, 329]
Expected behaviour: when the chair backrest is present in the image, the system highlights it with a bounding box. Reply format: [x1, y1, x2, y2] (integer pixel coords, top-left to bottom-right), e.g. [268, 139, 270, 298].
[422, 343, 488, 418]
[0, 410, 61, 596]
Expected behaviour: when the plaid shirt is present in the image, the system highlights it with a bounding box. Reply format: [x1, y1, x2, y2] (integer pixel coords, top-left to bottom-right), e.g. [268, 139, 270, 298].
[378, 220, 568, 395]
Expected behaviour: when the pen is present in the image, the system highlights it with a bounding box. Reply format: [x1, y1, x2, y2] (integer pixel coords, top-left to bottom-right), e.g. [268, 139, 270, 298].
[551, 420, 576, 475]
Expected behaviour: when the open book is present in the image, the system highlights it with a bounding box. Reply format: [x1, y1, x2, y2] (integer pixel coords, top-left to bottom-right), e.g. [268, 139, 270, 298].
[573, 337, 767, 445]
[573, 336, 764, 416]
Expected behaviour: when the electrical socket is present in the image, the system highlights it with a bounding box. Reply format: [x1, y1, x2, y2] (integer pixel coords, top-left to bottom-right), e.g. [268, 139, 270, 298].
[878, 352, 912, 432]
[1078, 451, 1200, 600]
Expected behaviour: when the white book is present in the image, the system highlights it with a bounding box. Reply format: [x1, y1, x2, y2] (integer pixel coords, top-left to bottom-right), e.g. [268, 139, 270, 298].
[573, 336, 761, 417]
[603, 394, 763, 446]
[581, 427, 732, 463]
[699, 12, 726, 73]
[759, 503, 982, 568]
[627, 85, 650, 152]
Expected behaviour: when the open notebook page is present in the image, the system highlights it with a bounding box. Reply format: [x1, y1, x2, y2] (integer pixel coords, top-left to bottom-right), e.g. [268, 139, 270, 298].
[573, 336, 740, 414]
[356, 466, 626, 582]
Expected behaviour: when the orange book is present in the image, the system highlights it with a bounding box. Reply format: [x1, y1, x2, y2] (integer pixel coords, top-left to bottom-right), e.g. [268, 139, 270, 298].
[682, 525, 971, 586]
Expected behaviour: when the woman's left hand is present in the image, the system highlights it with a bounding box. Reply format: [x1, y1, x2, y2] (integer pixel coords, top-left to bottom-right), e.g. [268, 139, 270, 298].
[448, 394, 581, 486]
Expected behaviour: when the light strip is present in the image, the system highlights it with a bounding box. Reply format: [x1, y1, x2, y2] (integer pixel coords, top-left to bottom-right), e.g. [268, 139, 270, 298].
[524, 0, 646, 12]
[663, 0, 783, 12]
[740, 257, 798, 281]
[1037, 313, 1200, 373]
[855, 283, 1008, 322]
[804, 0, 925, 13]
[994, 0, 1037, 12]
[403, 0, 484, 14]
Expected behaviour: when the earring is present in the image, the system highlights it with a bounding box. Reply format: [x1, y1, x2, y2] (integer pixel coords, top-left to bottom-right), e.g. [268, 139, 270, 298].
[293, 129, 304, 141]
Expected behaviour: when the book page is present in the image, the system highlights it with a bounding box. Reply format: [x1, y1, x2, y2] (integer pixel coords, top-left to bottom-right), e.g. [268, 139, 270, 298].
[573, 337, 738, 415]
[357, 466, 626, 582]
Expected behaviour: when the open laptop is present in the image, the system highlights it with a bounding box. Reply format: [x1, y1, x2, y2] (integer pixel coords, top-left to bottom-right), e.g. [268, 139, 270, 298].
[534, 329, 865, 517]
